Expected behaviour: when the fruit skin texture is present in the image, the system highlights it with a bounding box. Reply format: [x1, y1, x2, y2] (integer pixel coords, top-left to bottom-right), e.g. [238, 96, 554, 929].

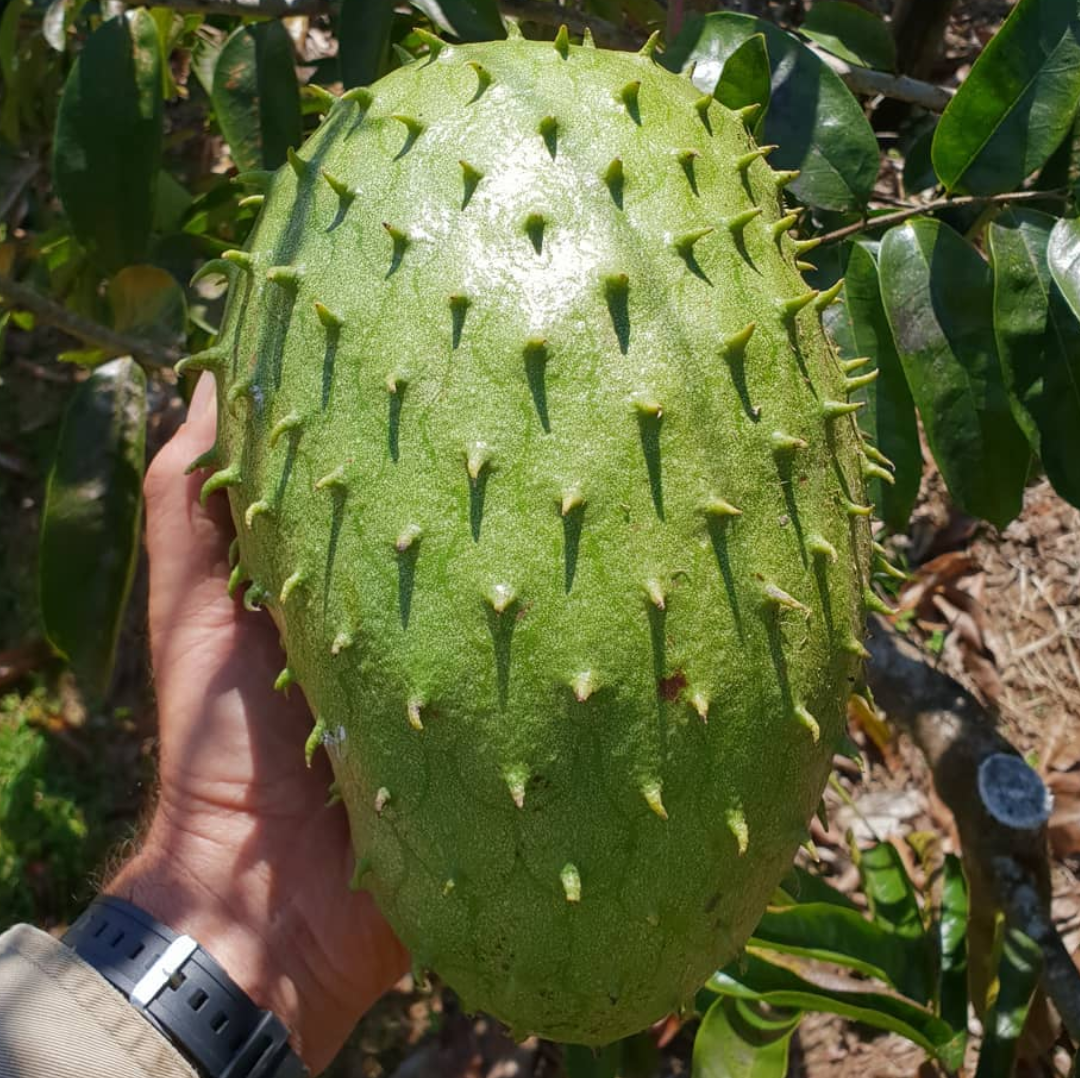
[195, 34, 873, 1045]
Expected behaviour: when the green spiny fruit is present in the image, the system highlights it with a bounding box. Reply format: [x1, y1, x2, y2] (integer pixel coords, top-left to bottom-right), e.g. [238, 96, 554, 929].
[192, 29, 878, 1044]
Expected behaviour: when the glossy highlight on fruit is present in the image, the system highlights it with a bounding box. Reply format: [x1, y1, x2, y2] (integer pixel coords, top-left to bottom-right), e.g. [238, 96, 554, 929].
[185, 29, 880, 1044]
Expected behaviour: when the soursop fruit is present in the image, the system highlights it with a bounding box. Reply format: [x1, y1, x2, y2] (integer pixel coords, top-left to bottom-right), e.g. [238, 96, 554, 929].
[184, 26, 883, 1045]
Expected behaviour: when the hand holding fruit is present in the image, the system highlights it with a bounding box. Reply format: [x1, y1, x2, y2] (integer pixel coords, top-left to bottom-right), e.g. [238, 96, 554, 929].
[107, 374, 408, 1072]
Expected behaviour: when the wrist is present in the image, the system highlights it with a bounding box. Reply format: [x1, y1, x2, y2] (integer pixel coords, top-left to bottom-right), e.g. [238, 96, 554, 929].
[106, 809, 386, 1073]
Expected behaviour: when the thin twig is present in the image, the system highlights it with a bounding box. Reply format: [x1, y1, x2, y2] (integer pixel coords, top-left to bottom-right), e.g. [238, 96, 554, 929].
[0, 274, 181, 368]
[807, 43, 954, 113]
[819, 189, 1068, 246]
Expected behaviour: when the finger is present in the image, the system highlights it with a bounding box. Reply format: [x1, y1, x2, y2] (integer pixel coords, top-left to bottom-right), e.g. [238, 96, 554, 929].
[182, 368, 218, 445]
[144, 378, 238, 652]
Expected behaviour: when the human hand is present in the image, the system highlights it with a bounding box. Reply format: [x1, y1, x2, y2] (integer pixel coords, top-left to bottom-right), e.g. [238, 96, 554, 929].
[108, 374, 408, 1073]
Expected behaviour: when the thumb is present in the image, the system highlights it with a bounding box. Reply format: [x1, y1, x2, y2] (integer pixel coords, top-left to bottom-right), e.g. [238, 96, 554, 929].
[144, 376, 238, 647]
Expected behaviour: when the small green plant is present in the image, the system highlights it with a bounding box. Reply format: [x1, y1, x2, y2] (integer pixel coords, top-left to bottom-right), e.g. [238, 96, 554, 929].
[0, 687, 87, 923]
[0, 686, 134, 926]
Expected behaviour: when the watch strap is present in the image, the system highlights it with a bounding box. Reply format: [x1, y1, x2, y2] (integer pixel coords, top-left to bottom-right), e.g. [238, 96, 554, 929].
[63, 897, 307, 1078]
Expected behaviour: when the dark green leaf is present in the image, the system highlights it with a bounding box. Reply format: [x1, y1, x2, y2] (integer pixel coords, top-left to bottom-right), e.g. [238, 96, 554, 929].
[664, 12, 879, 211]
[338, 0, 395, 87]
[52, 11, 163, 272]
[858, 841, 925, 939]
[931, 0, 1080, 195]
[753, 901, 929, 1002]
[107, 264, 187, 352]
[902, 121, 938, 196]
[692, 996, 799, 1078]
[212, 22, 301, 173]
[1034, 109, 1080, 195]
[781, 864, 860, 910]
[937, 854, 969, 1039]
[39, 359, 147, 699]
[409, 0, 504, 41]
[802, 240, 851, 293]
[824, 242, 921, 529]
[879, 218, 1030, 527]
[709, 948, 965, 1069]
[990, 209, 1080, 508]
[800, 0, 896, 71]
[152, 169, 194, 235]
[975, 926, 1042, 1076]
[714, 33, 770, 131]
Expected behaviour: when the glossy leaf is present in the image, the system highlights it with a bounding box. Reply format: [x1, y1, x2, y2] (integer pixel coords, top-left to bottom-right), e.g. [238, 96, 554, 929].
[824, 242, 921, 529]
[932, 0, 1080, 194]
[753, 901, 928, 1000]
[975, 926, 1042, 1076]
[1048, 213, 1080, 318]
[39, 359, 147, 699]
[902, 121, 938, 196]
[409, 0, 504, 42]
[52, 11, 163, 272]
[212, 22, 301, 173]
[858, 842, 924, 939]
[937, 854, 969, 1039]
[664, 12, 879, 211]
[692, 996, 799, 1078]
[714, 33, 771, 129]
[858, 843, 932, 1015]
[800, 0, 896, 71]
[107, 265, 187, 353]
[1034, 110, 1080, 196]
[709, 948, 965, 1070]
[879, 218, 1030, 527]
[990, 209, 1080, 508]
[338, 0, 395, 87]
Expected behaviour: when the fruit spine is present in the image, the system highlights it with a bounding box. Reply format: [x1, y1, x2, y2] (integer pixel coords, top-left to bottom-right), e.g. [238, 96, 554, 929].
[186, 29, 883, 1044]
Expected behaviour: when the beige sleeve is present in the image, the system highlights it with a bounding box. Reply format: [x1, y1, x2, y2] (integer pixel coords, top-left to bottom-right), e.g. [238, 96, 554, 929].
[0, 924, 197, 1078]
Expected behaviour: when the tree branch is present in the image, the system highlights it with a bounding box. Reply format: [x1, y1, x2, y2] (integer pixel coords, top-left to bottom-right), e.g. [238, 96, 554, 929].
[818, 189, 1067, 246]
[807, 43, 955, 113]
[0, 275, 181, 369]
[865, 618, 1080, 1043]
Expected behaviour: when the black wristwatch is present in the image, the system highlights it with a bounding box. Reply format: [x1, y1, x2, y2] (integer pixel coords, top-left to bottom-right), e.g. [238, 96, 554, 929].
[63, 897, 308, 1078]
